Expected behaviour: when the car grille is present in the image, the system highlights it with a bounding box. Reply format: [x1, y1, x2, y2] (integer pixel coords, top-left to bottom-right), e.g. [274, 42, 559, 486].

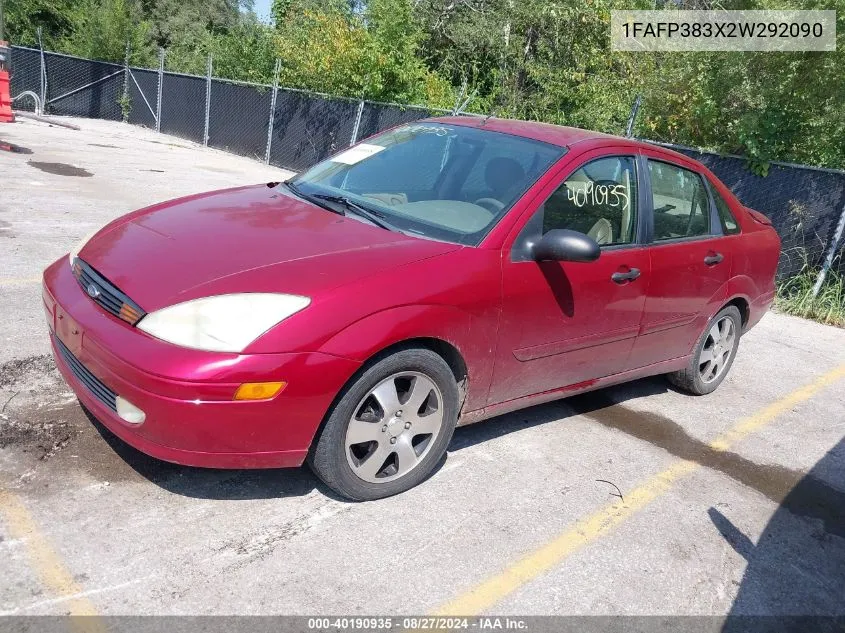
[54, 336, 118, 412]
[72, 258, 145, 325]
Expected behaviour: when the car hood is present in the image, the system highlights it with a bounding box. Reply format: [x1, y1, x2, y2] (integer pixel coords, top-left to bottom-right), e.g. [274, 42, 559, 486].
[79, 184, 460, 312]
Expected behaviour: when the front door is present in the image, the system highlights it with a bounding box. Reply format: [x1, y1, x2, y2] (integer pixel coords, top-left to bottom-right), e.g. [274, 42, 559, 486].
[490, 153, 650, 405]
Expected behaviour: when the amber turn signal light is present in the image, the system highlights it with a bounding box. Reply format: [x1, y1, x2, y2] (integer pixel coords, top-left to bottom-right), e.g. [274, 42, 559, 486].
[233, 381, 286, 401]
[119, 302, 142, 325]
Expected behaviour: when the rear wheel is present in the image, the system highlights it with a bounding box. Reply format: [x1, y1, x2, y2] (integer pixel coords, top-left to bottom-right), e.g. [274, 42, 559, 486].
[308, 348, 459, 501]
[667, 305, 741, 395]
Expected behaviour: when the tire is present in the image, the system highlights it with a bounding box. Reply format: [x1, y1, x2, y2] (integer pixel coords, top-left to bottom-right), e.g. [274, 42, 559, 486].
[667, 305, 742, 396]
[308, 347, 459, 501]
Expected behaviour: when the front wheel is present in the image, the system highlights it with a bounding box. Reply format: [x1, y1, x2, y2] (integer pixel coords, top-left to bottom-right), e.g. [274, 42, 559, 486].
[667, 305, 741, 396]
[308, 348, 459, 501]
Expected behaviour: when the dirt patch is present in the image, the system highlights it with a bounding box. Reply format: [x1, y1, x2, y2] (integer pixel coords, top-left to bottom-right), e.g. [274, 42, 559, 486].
[217, 498, 343, 568]
[1, 398, 148, 485]
[0, 413, 80, 461]
[146, 139, 189, 149]
[27, 161, 93, 177]
[0, 355, 56, 390]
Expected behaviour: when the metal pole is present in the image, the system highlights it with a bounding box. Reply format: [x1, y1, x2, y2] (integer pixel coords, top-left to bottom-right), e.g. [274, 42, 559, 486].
[122, 40, 130, 122]
[264, 58, 281, 164]
[451, 78, 467, 115]
[349, 99, 364, 146]
[455, 89, 476, 116]
[203, 54, 212, 146]
[37, 27, 46, 111]
[625, 94, 642, 138]
[812, 202, 845, 298]
[155, 48, 164, 133]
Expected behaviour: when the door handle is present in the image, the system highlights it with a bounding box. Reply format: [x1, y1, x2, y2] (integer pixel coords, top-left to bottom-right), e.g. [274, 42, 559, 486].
[611, 268, 641, 284]
[704, 252, 724, 266]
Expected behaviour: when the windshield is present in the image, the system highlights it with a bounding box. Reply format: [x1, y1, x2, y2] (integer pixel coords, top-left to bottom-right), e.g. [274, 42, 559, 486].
[290, 122, 566, 245]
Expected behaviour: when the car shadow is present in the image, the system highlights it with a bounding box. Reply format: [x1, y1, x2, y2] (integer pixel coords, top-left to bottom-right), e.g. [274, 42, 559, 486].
[83, 405, 452, 503]
[715, 437, 845, 625]
[538, 261, 575, 317]
[450, 376, 670, 451]
[82, 407, 332, 501]
[81, 376, 671, 502]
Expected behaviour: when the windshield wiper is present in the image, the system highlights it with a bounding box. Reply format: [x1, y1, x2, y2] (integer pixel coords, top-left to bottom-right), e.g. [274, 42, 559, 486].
[311, 194, 397, 232]
[283, 181, 346, 217]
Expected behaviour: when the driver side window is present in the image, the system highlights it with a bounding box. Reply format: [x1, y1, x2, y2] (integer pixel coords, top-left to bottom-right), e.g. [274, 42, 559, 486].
[541, 156, 638, 246]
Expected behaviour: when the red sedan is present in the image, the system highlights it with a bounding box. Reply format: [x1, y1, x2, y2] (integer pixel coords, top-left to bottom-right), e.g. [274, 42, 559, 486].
[43, 118, 780, 500]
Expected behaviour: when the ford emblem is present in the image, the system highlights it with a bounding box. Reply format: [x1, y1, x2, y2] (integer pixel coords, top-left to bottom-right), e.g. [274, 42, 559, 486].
[86, 283, 101, 299]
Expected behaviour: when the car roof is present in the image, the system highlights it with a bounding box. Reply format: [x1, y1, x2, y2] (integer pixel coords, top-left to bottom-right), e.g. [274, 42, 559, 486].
[427, 116, 617, 147]
[427, 116, 695, 165]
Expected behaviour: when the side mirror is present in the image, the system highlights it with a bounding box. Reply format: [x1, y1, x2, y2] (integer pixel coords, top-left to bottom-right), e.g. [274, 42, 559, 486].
[532, 229, 600, 263]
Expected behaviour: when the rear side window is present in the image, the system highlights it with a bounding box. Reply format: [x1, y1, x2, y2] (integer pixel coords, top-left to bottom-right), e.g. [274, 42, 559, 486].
[710, 184, 741, 234]
[648, 160, 710, 241]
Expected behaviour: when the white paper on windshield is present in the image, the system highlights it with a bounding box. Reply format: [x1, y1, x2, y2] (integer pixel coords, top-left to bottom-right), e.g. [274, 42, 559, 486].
[331, 143, 386, 165]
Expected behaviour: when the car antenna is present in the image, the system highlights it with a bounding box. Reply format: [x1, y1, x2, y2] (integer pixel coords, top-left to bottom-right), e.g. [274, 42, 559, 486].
[481, 109, 499, 126]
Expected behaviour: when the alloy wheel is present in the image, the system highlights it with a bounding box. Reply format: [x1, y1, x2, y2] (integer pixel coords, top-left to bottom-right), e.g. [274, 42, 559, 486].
[698, 316, 736, 384]
[344, 371, 444, 483]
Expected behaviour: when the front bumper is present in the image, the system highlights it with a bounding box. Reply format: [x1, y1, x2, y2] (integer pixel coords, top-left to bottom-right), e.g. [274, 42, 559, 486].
[43, 258, 361, 468]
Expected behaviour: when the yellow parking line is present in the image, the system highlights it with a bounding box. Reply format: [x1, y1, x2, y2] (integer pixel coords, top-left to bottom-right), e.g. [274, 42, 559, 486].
[0, 489, 103, 623]
[0, 277, 41, 287]
[709, 365, 845, 450]
[435, 363, 845, 616]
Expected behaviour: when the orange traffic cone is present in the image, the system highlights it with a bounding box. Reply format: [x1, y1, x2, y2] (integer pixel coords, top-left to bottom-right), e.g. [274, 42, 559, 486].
[0, 42, 14, 123]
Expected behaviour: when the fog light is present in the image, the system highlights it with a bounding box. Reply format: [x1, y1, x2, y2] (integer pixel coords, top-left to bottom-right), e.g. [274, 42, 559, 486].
[234, 381, 286, 401]
[116, 396, 146, 425]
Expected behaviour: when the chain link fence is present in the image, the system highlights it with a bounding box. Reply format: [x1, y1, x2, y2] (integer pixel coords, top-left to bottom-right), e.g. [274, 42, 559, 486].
[9, 44, 449, 172]
[8, 44, 845, 285]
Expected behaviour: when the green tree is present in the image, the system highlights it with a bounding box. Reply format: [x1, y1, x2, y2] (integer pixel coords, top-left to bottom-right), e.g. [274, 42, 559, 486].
[415, 0, 649, 126]
[271, 0, 354, 24]
[207, 16, 279, 83]
[5, 0, 78, 47]
[61, 0, 155, 65]
[639, 1, 845, 168]
[274, 0, 452, 105]
[142, 0, 242, 49]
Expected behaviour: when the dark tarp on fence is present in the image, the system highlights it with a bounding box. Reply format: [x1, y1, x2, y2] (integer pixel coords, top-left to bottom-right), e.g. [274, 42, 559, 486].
[43, 52, 123, 120]
[9, 46, 41, 110]
[208, 80, 271, 161]
[676, 148, 845, 278]
[356, 102, 433, 141]
[269, 90, 359, 172]
[159, 73, 206, 144]
[127, 67, 159, 129]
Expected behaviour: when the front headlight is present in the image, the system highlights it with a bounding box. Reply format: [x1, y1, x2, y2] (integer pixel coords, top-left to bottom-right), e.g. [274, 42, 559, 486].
[137, 293, 310, 353]
[68, 229, 100, 266]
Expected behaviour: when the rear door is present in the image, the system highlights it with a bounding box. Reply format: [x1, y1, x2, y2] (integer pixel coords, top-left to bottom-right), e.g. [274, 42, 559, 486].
[625, 151, 731, 370]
